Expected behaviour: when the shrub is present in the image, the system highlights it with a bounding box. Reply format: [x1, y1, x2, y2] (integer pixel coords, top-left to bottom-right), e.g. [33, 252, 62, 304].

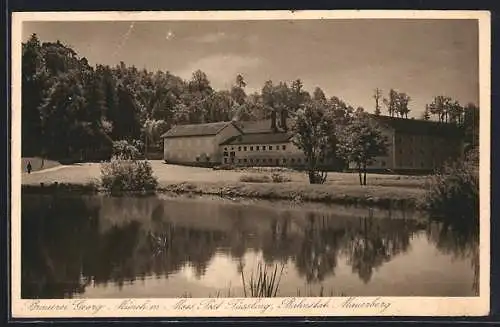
[239, 174, 271, 183]
[100, 158, 158, 194]
[112, 140, 141, 160]
[424, 154, 479, 223]
[271, 172, 292, 183]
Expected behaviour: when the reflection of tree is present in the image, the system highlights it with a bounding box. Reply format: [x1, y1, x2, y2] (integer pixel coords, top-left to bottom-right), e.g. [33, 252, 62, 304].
[21, 194, 98, 298]
[25, 195, 461, 298]
[261, 212, 297, 265]
[426, 217, 479, 295]
[343, 215, 415, 284]
[294, 214, 344, 283]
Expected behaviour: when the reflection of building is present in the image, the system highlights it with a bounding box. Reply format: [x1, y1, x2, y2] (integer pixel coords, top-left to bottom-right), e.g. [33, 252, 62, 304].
[350, 115, 464, 173]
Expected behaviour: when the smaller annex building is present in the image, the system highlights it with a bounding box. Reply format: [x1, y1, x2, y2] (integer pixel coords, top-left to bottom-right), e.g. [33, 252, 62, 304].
[160, 121, 242, 165]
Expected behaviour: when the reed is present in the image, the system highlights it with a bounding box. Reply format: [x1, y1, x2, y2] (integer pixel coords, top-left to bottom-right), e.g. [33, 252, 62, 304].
[240, 261, 285, 298]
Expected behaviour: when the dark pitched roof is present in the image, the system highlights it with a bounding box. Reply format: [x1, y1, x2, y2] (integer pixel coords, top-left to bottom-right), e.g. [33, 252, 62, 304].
[235, 119, 289, 134]
[161, 121, 236, 138]
[369, 114, 464, 137]
[221, 132, 293, 146]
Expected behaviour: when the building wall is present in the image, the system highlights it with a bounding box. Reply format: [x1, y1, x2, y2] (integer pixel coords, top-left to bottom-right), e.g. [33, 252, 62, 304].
[163, 135, 218, 164]
[163, 123, 242, 165]
[393, 133, 463, 171]
[212, 123, 243, 163]
[219, 141, 306, 167]
[348, 127, 463, 173]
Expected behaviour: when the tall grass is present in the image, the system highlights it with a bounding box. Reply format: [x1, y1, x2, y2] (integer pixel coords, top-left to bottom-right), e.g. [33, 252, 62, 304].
[240, 262, 285, 298]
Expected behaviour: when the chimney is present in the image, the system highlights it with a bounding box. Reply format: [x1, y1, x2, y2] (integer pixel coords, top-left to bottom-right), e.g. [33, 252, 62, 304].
[271, 110, 277, 132]
[280, 110, 288, 132]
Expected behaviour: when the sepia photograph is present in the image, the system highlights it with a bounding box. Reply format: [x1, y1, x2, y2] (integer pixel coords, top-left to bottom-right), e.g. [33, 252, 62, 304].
[11, 10, 490, 318]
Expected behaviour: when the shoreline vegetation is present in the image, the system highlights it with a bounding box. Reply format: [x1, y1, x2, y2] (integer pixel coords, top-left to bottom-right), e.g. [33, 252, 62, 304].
[21, 177, 424, 209]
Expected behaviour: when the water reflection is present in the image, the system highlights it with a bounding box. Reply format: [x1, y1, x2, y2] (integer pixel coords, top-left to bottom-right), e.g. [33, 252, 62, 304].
[21, 194, 479, 299]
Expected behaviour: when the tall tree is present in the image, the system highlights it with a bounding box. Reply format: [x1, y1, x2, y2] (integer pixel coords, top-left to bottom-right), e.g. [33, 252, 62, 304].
[383, 89, 398, 117]
[313, 87, 327, 101]
[373, 88, 382, 116]
[336, 114, 389, 185]
[292, 100, 337, 184]
[395, 92, 411, 118]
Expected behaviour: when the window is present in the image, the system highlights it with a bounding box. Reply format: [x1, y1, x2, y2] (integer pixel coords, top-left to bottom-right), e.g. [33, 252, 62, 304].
[238, 146, 241, 151]
[250, 159, 254, 163]
[263, 146, 266, 150]
[256, 159, 260, 163]
[231, 147, 234, 151]
[291, 158, 295, 163]
[256, 146, 260, 151]
[269, 145, 273, 150]
[244, 146, 247, 151]
[244, 158, 248, 163]
[223, 151, 228, 157]
[250, 146, 253, 151]
[238, 159, 242, 163]
[224, 158, 228, 163]
[282, 158, 287, 163]
[282, 145, 286, 150]
[224, 147, 228, 151]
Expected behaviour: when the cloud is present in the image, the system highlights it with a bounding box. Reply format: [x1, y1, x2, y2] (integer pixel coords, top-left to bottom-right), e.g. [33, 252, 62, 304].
[176, 54, 263, 89]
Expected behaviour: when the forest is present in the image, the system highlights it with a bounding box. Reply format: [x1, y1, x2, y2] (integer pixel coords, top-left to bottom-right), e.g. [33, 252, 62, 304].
[22, 34, 479, 162]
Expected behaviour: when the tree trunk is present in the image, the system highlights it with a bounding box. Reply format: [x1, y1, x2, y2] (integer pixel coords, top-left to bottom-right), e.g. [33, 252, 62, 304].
[363, 163, 367, 185]
[358, 164, 363, 185]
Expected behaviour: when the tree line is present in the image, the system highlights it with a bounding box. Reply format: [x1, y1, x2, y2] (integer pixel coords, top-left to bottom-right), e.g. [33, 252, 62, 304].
[22, 34, 479, 163]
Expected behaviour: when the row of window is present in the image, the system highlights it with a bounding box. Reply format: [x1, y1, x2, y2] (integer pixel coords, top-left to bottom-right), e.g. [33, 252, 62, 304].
[224, 157, 305, 164]
[224, 145, 287, 152]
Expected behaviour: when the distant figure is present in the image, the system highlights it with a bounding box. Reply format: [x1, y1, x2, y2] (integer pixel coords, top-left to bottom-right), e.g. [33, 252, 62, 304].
[27, 161, 32, 174]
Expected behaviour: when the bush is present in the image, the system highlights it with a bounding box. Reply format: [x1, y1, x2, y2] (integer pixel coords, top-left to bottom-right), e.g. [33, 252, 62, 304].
[239, 174, 272, 183]
[112, 140, 142, 160]
[424, 155, 479, 222]
[100, 158, 158, 194]
[271, 172, 292, 183]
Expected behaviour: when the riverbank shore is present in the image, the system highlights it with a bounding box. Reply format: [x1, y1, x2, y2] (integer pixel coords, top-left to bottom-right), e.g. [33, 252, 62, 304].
[20, 161, 429, 209]
[21, 179, 426, 209]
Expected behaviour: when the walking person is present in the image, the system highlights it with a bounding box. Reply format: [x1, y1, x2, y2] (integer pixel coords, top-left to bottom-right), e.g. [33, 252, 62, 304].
[27, 160, 32, 174]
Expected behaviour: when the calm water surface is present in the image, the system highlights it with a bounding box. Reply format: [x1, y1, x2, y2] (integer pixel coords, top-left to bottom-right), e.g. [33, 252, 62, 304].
[21, 193, 479, 298]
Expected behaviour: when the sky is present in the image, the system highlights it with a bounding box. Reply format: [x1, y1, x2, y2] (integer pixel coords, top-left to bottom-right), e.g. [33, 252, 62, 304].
[22, 19, 479, 117]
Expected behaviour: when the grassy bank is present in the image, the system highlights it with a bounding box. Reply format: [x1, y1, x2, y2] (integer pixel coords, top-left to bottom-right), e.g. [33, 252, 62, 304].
[22, 179, 425, 209]
[20, 161, 428, 208]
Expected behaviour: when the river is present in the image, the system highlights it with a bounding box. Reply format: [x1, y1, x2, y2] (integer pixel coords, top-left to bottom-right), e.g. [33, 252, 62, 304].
[21, 193, 479, 298]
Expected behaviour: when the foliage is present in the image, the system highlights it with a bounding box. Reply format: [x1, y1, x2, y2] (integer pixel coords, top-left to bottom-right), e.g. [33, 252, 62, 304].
[239, 174, 272, 183]
[427, 96, 465, 124]
[383, 88, 411, 118]
[424, 151, 479, 222]
[112, 140, 142, 159]
[336, 114, 389, 185]
[270, 172, 292, 183]
[100, 158, 158, 194]
[292, 100, 338, 184]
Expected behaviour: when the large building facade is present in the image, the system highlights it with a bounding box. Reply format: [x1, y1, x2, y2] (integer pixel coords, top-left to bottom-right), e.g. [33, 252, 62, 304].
[162, 114, 464, 173]
[357, 115, 464, 173]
